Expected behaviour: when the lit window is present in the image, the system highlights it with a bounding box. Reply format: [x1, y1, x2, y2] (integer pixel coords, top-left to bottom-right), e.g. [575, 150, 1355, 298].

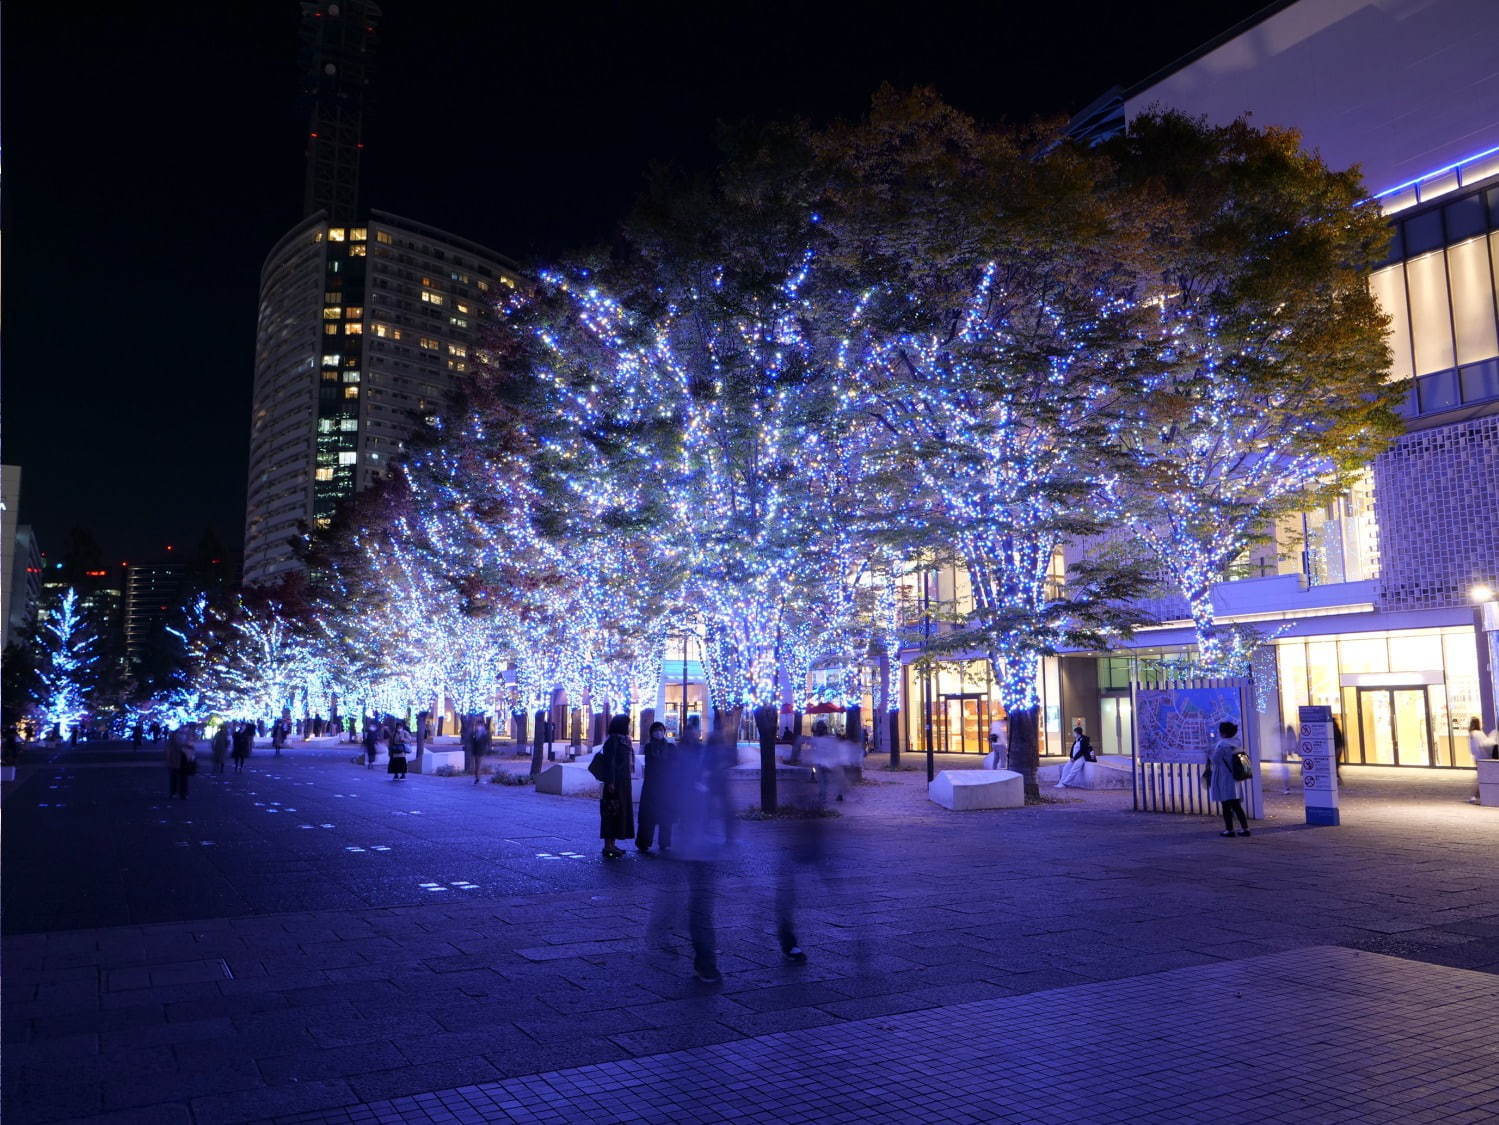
[376, 230, 392, 244]
[500, 277, 515, 289]
[345, 356, 359, 366]
[345, 322, 363, 335]
[342, 371, 360, 383]
[340, 418, 359, 431]
[324, 324, 339, 336]
[344, 306, 363, 318]
[324, 291, 342, 302]
[313, 230, 325, 243]
[328, 227, 346, 242]
[456, 302, 471, 314]
[314, 517, 331, 529]
[421, 291, 445, 306]
[323, 307, 342, 319]
[450, 316, 469, 328]
[477, 280, 490, 292]
[322, 354, 341, 367]
[315, 468, 335, 481]
[420, 277, 435, 288]
[372, 323, 390, 338]
[349, 244, 367, 257]
[447, 360, 468, 372]
[419, 337, 440, 351]
[350, 228, 367, 241]
[322, 370, 339, 382]
[447, 343, 467, 357]
[338, 451, 358, 465]
[344, 387, 359, 399]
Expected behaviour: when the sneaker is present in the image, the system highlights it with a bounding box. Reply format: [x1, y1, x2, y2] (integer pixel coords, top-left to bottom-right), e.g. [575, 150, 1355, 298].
[1219, 830, 1236, 837]
[694, 966, 723, 984]
[783, 947, 808, 963]
[1237, 830, 1251, 837]
[1467, 796, 1480, 804]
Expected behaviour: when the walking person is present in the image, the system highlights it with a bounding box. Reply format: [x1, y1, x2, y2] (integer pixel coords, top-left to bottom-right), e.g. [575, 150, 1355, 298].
[211, 723, 230, 774]
[166, 726, 196, 799]
[470, 717, 491, 784]
[388, 724, 409, 781]
[1056, 725, 1096, 788]
[1466, 717, 1497, 803]
[231, 721, 253, 772]
[362, 723, 378, 770]
[591, 715, 635, 858]
[1206, 720, 1251, 837]
[636, 722, 676, 853]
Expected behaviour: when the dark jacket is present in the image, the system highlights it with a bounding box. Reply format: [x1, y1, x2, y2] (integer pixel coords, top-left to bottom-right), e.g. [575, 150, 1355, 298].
[596, 733, 635, 840]
[638, 735, 675, 818]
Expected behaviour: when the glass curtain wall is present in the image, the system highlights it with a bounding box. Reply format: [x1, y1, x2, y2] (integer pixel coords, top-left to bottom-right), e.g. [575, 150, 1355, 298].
[1274, 627, 1482, 767]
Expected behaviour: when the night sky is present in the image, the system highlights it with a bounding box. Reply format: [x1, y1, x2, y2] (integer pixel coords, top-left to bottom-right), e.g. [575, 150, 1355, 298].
[3, 0, 1272, 564]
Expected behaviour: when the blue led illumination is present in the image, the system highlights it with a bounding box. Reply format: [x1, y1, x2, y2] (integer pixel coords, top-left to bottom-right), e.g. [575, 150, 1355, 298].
[1371, 142, 1499, 200]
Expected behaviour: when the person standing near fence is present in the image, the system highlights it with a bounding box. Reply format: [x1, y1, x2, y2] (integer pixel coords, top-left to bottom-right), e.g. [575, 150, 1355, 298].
[1207, 721, 1250, 837]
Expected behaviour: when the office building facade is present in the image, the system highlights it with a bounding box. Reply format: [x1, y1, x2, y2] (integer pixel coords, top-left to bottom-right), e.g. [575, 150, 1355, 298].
[242, 1, 521, 584]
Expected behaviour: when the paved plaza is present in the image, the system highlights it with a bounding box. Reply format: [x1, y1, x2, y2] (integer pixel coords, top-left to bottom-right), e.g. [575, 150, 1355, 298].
[3, 741, 1498, 1123]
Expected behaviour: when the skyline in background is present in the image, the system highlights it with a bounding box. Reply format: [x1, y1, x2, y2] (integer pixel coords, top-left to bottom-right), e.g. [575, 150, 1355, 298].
[3, 0, 1273, 561]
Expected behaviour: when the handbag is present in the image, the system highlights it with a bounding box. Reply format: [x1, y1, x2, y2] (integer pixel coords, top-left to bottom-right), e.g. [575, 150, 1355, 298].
[1229, 751, 1253, 782]
[587, 750, 609, 781]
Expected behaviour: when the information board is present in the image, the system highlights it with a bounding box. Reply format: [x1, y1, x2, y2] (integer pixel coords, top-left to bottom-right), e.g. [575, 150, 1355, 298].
[1137, 687, 1243, 764]
[1298, 704, 1340, 826]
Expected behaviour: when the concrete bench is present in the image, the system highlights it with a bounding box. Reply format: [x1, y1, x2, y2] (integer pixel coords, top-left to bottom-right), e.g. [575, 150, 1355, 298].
[534, 762, 642, 802]
[1037, 759, 1133, 790]
[726, 765, 820, 811]
[1478, 759, 1499, 807]
[929, 769, 1023, 810]
[419, 748, 465, 774]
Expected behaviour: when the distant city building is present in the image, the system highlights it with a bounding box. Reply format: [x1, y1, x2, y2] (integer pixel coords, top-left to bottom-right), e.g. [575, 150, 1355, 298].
[1, 465, 43, 647]
[242, 0, 521, 585]
[122, 561, 187, 670]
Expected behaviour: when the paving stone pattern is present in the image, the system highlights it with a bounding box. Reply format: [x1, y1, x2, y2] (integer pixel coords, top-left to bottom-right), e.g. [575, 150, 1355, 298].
[3, 743, 1497, 1124]
[272, 947, 1499, 1125]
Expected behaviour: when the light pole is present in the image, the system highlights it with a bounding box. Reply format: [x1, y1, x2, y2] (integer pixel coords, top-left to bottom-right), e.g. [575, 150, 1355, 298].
[1472, 584, 1498, 734]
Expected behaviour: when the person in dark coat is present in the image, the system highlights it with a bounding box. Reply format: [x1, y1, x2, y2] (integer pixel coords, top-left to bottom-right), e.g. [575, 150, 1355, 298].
[211, 724, 230, 774]
[387, 724, 409, 780]
[635, 722, 676, 853]
[595, 714, 635, 857]
[470, 717, 491, 784]
[230, 722, 252, 772]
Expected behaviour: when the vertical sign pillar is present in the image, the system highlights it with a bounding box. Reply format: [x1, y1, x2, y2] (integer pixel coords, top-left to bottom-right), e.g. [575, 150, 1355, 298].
[1298, 704, 1340, 826]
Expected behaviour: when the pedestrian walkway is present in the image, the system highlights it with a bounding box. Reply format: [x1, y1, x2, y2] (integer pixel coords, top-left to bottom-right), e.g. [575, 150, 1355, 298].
[274, 947, 1499, 1124]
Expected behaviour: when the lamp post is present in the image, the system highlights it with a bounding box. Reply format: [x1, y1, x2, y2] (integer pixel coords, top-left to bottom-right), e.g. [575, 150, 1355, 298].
[1472, 584, 1498, 733]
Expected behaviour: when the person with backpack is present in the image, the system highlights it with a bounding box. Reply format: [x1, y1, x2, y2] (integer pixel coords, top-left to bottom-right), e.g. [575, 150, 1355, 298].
[1207, 720, 1252, 837]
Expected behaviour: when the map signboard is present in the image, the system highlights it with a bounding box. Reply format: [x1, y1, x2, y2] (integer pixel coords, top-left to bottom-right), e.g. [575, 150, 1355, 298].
[1136, 687, 1242, 764]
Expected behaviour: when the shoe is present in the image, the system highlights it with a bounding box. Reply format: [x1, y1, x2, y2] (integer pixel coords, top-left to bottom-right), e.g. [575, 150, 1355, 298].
[1467, 796, 1480, 804]
[1219, 830, 1236, 837]
[694, 966, 723, 984]
[1237, 830, 1251, 837]
[783, 947, 808, 963]
[602, 846, 625, 859]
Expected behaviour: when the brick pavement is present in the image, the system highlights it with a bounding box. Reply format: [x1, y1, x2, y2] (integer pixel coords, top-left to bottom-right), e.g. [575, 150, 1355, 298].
[3, 743, 1497, 1123]
[271, 947, 1499, 1125]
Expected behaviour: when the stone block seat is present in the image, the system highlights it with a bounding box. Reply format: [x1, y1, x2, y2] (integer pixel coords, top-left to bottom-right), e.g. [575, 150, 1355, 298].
[929, 769, 1023, 810]
[534, 761, 642, 801]
[726, 765, 820, 811]
[419, 748, 465, 774]
[1037, 756, 1133, 790]
[1477, 759, 1499, 807]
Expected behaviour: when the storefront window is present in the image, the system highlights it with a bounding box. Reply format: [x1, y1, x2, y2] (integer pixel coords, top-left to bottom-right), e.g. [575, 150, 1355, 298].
[1407, 250, 1456, 375]
[1369, 264, 1414, 382]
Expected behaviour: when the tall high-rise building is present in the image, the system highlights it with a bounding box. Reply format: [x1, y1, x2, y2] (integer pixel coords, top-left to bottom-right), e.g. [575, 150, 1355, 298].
[243, 2, 520, 585]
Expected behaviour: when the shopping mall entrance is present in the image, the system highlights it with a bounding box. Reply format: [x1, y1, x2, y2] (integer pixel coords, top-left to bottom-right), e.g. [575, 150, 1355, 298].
[1355, 686, 1436, 768]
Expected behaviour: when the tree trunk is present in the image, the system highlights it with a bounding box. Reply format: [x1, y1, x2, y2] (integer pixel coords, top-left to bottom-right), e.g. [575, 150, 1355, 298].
[754, 704, 778, 813]
[1189, 589, 1223, 672]
[874, 649, 890, 756]
[1008, 705, 1041, 801]
[529, 708, 546, 776]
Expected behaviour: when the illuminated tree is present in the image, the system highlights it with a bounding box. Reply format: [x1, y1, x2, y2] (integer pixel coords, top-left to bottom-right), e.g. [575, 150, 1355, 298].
[1103, 113, 1399, 670]
[36, 588, 98, 737]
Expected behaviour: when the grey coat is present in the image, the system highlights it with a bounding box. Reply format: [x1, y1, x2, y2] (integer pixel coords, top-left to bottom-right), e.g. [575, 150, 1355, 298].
[1207, 739, 1243, 803]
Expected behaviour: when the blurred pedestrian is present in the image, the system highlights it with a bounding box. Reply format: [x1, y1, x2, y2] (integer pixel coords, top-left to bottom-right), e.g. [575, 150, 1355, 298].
[388, 724, 409, 781]
[231, 722, 251, 772]
[636, 721, 676, 853]
[591, 714, 635, 858]
[211, 724, 229, 774]
[471, 717, 491, 784]
[1467, 717, 1497, 803]
[363, 723, 378, 769]
[166, 726, 197, 799]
